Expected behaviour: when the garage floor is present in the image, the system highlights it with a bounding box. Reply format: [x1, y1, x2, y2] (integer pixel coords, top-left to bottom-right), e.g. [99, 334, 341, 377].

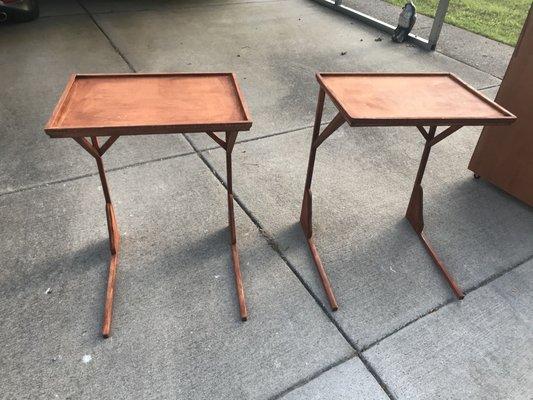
[0, 1, 531, 399]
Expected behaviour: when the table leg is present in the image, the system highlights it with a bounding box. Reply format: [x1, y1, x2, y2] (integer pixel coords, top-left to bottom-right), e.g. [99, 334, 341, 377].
[73, 136, 121, 337]
[226, 131, 248, 321]
[299, 88, 346, 311]
[406, 126, 464, 299]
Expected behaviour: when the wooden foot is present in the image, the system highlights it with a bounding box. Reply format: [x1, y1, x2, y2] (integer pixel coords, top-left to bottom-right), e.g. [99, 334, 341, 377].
[231, 242, 248, 321]
[306, 237, 338, 311]
[299, 189, 338, 311]
[102, 203, 120, 338]
[420, 232, 465, 299]
[406, 183, 464, 299]
[101, 253, 119, 338]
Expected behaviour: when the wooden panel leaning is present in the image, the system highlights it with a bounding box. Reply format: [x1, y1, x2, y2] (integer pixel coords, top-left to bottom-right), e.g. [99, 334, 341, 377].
[469, 7, 533, 206]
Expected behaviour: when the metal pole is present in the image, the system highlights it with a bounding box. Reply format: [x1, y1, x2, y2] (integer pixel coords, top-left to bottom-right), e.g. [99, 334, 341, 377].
[428, 0, 450, 50]
[311, 0, 451, 51]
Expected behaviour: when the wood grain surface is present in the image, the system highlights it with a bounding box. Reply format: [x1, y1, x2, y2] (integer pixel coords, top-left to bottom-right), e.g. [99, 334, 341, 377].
[45, 73, 252, 137]
[317, 73, 515, 127]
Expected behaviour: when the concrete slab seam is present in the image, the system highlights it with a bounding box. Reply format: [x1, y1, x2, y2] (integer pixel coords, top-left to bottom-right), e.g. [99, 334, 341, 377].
[87, 0, 292, 17]
[478, 83, 501, 91]
[40, 13, 87, 18]
[195, 123, 327, 152]
[183, 134, 398, 400]
[183, 132, 532, 400]
[76, 0, 137, 72]
[361, 252, 533, 352]
[0, 150, 197, 199]
[268, 354, 357, 400]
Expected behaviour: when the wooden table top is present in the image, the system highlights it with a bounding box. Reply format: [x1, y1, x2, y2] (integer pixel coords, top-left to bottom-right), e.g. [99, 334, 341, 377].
[317, 73, 515, 127]
[45, 73, 252, 137]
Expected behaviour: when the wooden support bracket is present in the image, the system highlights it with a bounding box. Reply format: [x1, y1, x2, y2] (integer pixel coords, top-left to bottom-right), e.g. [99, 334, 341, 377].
[313, 113, 346, 149]
[429, 125, 462, 147]
[417, 126, 429, 141]
[206, 131, 227, 149]
[99, 135, 120, 156]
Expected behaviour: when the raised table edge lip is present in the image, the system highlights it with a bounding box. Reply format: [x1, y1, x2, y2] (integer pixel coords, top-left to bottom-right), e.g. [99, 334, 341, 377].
[44, 72, 253, 138]
[315, 72, 517, 127]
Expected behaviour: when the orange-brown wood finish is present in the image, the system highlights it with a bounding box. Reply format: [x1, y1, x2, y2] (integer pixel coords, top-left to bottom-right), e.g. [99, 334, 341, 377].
[45, 73, 252, 337]
[224, 131, 248, 321]
[317, 73, 514, 127]
[73, 136, 121, 338]
[301, 73, 515, 307]
[469, 8, 533, 206]
[300, 87, 339, 311]
[45, 73, 252, 137]
[404, 126, 464, 299]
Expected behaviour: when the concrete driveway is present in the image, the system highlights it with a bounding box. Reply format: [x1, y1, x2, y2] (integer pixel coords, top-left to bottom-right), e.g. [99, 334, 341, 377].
[1, 1, 531, 399]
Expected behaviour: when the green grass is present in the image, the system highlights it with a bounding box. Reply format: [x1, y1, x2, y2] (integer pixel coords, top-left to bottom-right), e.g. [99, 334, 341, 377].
[385, 0, 531, 45]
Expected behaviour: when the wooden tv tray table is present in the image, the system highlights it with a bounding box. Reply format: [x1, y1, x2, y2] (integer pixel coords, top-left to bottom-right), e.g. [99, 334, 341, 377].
[45, 73, 252, 337]
[301, 73, 515, 310]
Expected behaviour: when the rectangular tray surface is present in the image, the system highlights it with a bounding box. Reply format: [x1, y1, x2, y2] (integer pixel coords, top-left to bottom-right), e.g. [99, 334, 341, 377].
[46, 73, 251, 136]
[317, 73, 515, 126]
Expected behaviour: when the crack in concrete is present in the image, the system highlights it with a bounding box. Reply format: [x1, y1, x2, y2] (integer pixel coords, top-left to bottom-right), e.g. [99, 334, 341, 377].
[478, 83, 501, 91]
[360, 253, 533, 353]
[184, 129, 533, 399]
[188, 122, 326, 152]
[267, 354, 357, 400]
[183, 134, 398, 400]
[267, 251, 533, 398]
[77, 0, 137, 72]
[0, 124, 328, 198]
[0, 150, 197, 198]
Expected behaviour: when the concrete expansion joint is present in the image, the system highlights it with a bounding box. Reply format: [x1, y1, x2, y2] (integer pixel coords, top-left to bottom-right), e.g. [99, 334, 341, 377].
[183, 124, 533, 400]
[361, 253, 533, 353]
[184, 134, 397, 400]
[76, 0, 137, 73]
[0, 151, 197, 199]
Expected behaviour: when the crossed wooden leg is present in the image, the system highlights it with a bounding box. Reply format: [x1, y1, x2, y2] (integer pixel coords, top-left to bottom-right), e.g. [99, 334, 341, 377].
[406, 126, 465, 299]
[73, 135, 121, 337]
[299, 88, 346, 311]
[207, 131, 248, 321]
[300, 89, 466, 308]
[74, 131, 249, 337]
